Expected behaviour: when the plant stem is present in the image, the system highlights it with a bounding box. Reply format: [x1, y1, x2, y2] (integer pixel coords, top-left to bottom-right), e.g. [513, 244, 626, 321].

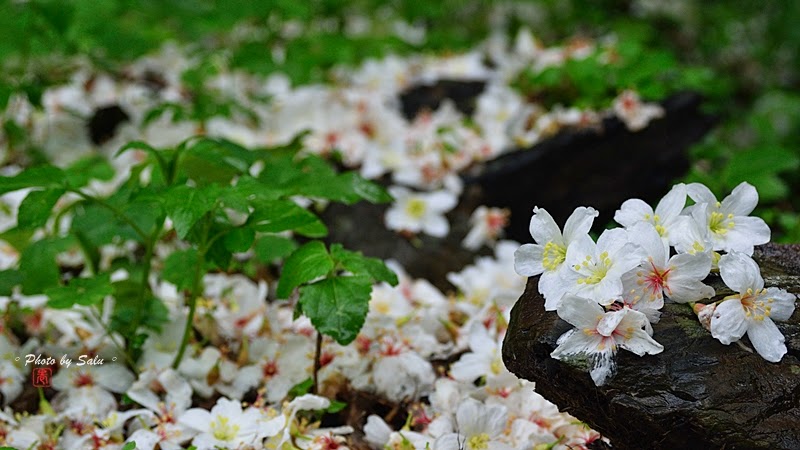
[89, 306, 139, 375]
[171, 250, 205, 369]
[312, 331, 323, 395]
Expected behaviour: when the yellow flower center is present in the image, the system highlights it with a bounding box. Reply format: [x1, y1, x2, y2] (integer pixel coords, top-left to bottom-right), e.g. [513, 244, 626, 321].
[468, 433, 491, 450]
[405, 198, 427, 219]
[542, 241, 566, 271]
[739, 288, 773, 321]
[576, 252, 611, 285]
[490, 357, 503, 375]
[709, 211, 735, 235]
[211, 416, 240, 441]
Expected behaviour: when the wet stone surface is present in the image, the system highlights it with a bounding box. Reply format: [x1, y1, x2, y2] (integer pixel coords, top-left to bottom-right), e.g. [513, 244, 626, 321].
[502, 243, 800, 450]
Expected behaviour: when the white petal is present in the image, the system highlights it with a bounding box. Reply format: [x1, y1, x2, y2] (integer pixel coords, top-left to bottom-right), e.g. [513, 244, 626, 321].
[364, 415, 392, 447]
[664, 253, 715, 303]
[450, 353, 490, 382]
[562, 206, 598, 243]
[423, 215, 449, 237]
[551, 329, 602, 360]
[557, 295, 604, 329]
[539, 269, 567, 310]
[719, 252, 764, 293]
[95, 364, 136, 393]
[721, 182, 758, 216]
[627, 222, 667, 265]
[614, 198, 653, 228]
[514, 244, 544, 276]
[529, 207, 562, 245]
[596, 228, 630, 257]
[434, 433, 461, 450]
[619, 328, 663, 356]
[710, 299, 748, 345]
[179, 408, 213, 431]
[746, 319, 787, 362]
[724, 216, 771, 254]
[654, 183, 687, 220]
[686, 183, 718, 205]
[588, 348, 617, 386]
[763, 287, 796, 321]
[427, 191, 458, 212]
[564, 234, 596, 271]
[596, 309, 627, 337]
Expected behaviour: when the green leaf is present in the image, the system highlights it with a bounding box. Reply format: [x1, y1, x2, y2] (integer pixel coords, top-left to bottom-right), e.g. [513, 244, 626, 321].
[0, 270, 22, 296]
[111, 279, 169, 340]
[330, 244, 398, 286]
[0, 165, 65, 195]
[16, 188, 64, 229]
[276, 241, 333, 298]
[164, 185, 218, 239]
[247, 199, 327, 237]
[341, 172, 393, 203]
[298, 275, 372, 345]
[179, 139, 254, 185]
[64, 156, 115, 188]
[122, 442, 136, 450]
[19, 238, 70, 294]
[224, 226, 256, 253]
[45, 273, 113, 309]
[327, 400, 347, 413]
[287, 377, 314, 398]
[162, 248, 201, 291]
[254, 234, 298, 263]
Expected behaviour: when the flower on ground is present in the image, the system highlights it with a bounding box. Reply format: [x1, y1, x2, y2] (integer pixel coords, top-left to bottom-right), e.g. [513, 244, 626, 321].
[623, 222, 714, 310]
[612, 89, 664, 132]
[710, 252, 796, 362]
[561, 228, 645, 306]
[514, 206, 598, 310]
[551, 295, 664, 386]
[434, 398, 512, 450]
[686, 182, 770, 255]
[179, 397, 283, 450]
[385, 186, 458, 237]
[462, 206, 510, 250]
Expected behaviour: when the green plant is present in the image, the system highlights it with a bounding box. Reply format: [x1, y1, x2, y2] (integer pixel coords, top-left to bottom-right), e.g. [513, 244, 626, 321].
[0, 135, 397, 373]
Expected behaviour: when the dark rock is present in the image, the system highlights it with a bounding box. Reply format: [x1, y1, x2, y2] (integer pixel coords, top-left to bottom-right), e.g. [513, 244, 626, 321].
[399, 79, 486, 120]
[502, 245, 800, 450]
[466, 92, 716, 243]
[87, 104, 130, 145]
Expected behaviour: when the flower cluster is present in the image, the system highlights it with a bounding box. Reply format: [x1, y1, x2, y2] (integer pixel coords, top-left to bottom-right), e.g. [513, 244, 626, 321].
[514, 182, 796, 386]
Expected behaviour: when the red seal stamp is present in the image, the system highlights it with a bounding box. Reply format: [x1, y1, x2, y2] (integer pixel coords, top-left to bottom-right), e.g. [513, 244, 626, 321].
[32, 367, 52, 387]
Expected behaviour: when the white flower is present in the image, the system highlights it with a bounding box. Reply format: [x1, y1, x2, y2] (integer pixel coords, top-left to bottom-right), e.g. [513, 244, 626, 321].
[449, 323, 510, 387]
[180, 397, 281, 450]
[385, 186, 458, 237]
[434, 398, 512, 450]
[514, 206, 598, 310]
[551, 295, 664, 386]
[229, 335, 312, 404]
[614, 183, 687, 244]
[612, 90, 664, 132]
[710, 252, 796, 362]
[670, 204, 715, 257]
[686, 182, 770, 255]
[623, 222, 715, 308]
[462, 206, 510, 250]
[372, 349, 436, 403]
[51, 363, 135, 419]
[561, 228, 645, 306]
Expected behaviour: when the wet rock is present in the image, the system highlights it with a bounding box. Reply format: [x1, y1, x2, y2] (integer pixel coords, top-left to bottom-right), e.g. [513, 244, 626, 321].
[87, 104, 130, 145]
[502, 244, 800, 450]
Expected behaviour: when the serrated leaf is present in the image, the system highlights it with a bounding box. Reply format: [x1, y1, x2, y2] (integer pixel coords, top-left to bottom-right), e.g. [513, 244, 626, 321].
[254, 234, 297, 263]
[19, 238, 70, 294]
[16, 188, 64, 229]
[247, 199, 327, 237]
[164, 185, 218, 239]
[298, 275, 372, 345]
[162, 248, 201, 291]
[0, 165, 65, 195]
[45, 273, 113, 309]
[330, 244, 398, 286]
[341, 172, 393, 203]
[276, 241, 333, 298]
[64, 156, 115, 188]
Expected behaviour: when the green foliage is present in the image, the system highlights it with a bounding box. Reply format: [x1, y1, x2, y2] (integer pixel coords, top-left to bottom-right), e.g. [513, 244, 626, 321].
[45, 273, 113, 308]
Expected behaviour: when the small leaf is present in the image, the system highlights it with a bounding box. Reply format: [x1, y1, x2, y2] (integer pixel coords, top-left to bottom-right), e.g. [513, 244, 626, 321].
[19, 238, 70, 294]
[247, 200, 327, 237]
[276, 241, 333, 298]
[224, 226, 256, 253]
[64, 156, 115, 188]
[298, 275, 372, 345]
[342, 172, 393, 203]
[16, 188, 64, 229]
[122, 442, 137, 450]
[162, 248, 201, 291]
[330, 244, 398, 286]
[116, 140, 168, 180]
[164, 185, 218, 239]
[327, 400, 347, 413]
[254, 234, 297, 263]
[287, 377, 314, 398]
[0, 270, 22, 296]
[0, 165, 65, 195]
[45, 273, 113, 309]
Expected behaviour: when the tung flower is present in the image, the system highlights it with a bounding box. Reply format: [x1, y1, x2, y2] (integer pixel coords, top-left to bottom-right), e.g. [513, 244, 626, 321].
[710, 252, 796, 362]
[385, 186, 457, 237]
[614, 183, 687, 244]
[514, 206, 598, 310]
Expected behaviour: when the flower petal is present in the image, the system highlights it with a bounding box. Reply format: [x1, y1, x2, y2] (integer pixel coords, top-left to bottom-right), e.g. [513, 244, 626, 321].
[551, 329, 603, 360]
[540, 269, 568, 310]
[562, 206, 598, 243]
[747, 318, 787, 362]
[614, 198, 653, 228]
[763, 287, 796, 321]
[721, 182, 758, 216]
[514, 244, 544, 277]
[664, 253, 715, 303]
[654, 183, 687, 220]
[710, 298, 748, 345]
[529, 207, 562, 245]
[724, 216, 771, 254]
[423, 214, 449, 237]
[719, 251, 764, 293]
[557, 295, 604, 329]
[687, 183, 718, 205]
